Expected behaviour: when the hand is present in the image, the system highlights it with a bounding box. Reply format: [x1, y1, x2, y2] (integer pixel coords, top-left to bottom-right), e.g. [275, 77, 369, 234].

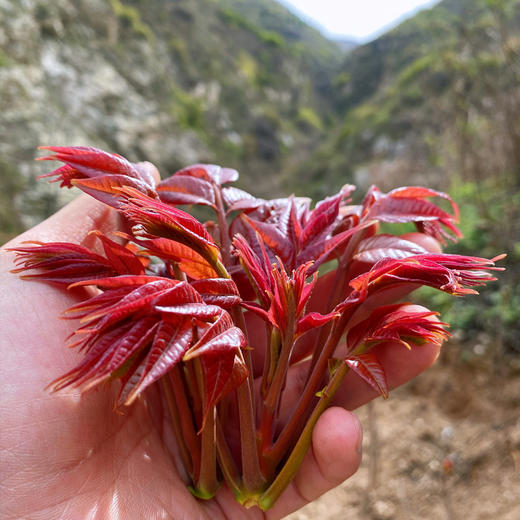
[0, 196, 441, 519]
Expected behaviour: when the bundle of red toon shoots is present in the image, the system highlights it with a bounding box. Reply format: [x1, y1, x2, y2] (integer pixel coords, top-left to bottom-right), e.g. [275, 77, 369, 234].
[10, 146, 503, 509]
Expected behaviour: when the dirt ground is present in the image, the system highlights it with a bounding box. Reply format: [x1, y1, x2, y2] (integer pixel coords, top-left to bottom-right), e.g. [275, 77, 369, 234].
[287, 345, 520, 520]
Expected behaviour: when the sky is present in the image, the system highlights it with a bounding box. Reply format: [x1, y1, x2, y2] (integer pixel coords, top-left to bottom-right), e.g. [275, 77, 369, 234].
[277, 0, 440, 42]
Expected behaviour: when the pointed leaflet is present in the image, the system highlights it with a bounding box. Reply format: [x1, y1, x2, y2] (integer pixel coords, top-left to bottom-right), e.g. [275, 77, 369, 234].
[120, 187, 221, 266]
[85, 319, 159, 392]
[363, 185, 462, 242]
[300, 187, 352, 246]
[346, 304, 450, 352]
[352, 234, 428, 264]
[132, 236, 218, 279]
[198, 351, 237, 429]
[83, 279, 180, 326]
[10, 241, 117, 284]
[301, 219, 377, 274]
[184, 323, 247, 429]
[349, 254, 503, 296]
[69, 274, 166, 290]
[157, 175, 216, 208]
[190, 278, 241, 308]
[90, 231, 146, 275]
[50, 323, 134, 391]
[345, 353, 388, 398]
[37, 146, 158, 206]
[124, 320, 194, 405]
[158, 303, 224, 319]
[296, 311, 339, 336]
[72, 175, 156, 208]
[51, 319, 157, 392]
[172, 164, 239, 186]
[233, 233, 272, 307]
[241, 214, 294, 268]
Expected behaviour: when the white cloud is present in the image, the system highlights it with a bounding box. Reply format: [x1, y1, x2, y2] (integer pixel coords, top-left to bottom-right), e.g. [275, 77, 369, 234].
[277, 0, 440, 41]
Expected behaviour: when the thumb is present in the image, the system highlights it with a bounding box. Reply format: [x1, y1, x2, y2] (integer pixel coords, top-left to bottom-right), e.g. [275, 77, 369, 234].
[3, 194, 124, 251]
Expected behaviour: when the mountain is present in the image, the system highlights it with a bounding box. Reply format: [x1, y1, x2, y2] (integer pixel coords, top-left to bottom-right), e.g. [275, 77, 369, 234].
[0, 0, 344, 240]
[293, 0, 520, 197]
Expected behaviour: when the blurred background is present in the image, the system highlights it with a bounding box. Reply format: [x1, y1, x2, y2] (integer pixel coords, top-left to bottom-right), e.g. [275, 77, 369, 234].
[1, 0, 518, 518]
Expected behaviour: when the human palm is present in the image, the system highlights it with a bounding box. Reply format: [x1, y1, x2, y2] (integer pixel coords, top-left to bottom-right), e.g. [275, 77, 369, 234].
[1, 196, 441, 519]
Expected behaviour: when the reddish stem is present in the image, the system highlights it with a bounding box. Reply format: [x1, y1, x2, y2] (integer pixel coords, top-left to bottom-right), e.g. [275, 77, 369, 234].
[236, 350, 266, 494]
[214, 185, 232, 267]
[168, 368, 201, 474]
[265, 310, 352, 466]
[160, 376, 194, 478]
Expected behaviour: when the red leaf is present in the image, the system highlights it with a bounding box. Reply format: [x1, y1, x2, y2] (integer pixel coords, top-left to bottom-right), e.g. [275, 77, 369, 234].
[242, 214, 294, 267]
[173, 164, 239, 185]
[346, 353, 388, 398]
[222, 187, 261, 212]
[300, 190, 344, 246]
[199, 351, 236, 428]
[190, 278, 241, 308]
[183, 326, 246, 360]
[84, 279, 179, 325]
[120, 188, 221, 264]
[349, 254, 502, 296]
[296, 311, 339, 335]
[157, 303, 223, 319]
[353, 234, 428, 264]
[38, 146, 158, 206]
[10, 241, 116, 284]
[69, 274, 166, 290]
[346, 304, 450, 351]
[134, 237, 218, 279]
[73, 175, 156, 208]
[362, 186, 462, 242]
[124, 320, 193, 405]
[157, 175, 216, 208]
[91, 231, 146, 275]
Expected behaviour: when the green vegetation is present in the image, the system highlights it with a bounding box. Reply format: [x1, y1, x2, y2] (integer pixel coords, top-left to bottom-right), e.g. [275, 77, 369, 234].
[109, 0, 154, 41]
[220, 7, 285, 47]
[169, 84, 205, 132]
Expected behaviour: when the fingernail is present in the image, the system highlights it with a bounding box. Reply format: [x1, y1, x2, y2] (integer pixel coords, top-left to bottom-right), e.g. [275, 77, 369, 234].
[353, 414, 363, 455]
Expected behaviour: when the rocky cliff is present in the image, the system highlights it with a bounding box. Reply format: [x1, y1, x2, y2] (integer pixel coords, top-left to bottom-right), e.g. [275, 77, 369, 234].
[0, 0, 344, 239]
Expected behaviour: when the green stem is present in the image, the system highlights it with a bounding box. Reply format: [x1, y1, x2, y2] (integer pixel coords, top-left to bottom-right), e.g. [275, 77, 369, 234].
[257, 363, 350, 510]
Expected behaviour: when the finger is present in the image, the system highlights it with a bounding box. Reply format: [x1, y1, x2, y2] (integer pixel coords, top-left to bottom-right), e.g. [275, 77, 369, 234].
[265, 407, 362, 519]
[332, 337, 440, 410]
[2, 194, 123, 251]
